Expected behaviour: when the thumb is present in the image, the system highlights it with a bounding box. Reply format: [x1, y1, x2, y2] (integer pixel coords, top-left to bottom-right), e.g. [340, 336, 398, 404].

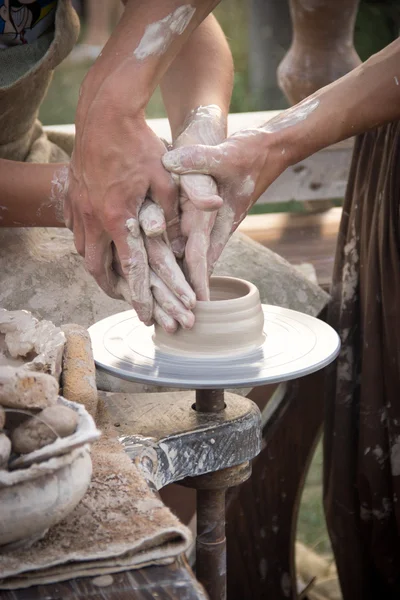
[162, 144, 225, 177]
[181, 173, 223, 211]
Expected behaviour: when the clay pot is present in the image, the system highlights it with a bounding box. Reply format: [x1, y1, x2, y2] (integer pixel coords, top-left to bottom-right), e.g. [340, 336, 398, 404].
[154, 276, 265, 357]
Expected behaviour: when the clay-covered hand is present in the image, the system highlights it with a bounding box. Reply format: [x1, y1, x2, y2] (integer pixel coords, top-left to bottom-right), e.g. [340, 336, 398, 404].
[172, 105, 226, 300]
[65, 112, 185, 325]
[163, 125, 290, 272]
[111, 199, 195, 333]
[137, 200, 195, 333]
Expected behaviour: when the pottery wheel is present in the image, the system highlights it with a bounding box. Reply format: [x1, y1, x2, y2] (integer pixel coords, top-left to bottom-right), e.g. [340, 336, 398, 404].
[88, 306, 340, 389]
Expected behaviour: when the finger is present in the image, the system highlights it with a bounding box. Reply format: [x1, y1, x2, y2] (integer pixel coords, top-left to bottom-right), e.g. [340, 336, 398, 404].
[150, 271, 195, 330]
[63, 198, 73, 230]
[71, 212, 86, 257]
[180, 173, 223, 211]
[152, 301, 178, 333]
[144, 235, 196, 309]
[207, 203, 235, 274]
[162, 145, 225, 177]
[183, 210, 216, 301]
[113, 217, 153, 324]
[150, 172, 181, 247]
[139, 199, 166, 237]
[84, 231, 122, 300]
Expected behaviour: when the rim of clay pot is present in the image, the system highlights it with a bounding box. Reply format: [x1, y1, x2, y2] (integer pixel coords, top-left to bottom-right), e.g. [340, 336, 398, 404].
[196, 276, 257, 309]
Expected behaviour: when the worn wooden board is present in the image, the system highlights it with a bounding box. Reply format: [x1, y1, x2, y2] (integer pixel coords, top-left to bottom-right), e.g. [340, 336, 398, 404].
[0, 556, 207, 600]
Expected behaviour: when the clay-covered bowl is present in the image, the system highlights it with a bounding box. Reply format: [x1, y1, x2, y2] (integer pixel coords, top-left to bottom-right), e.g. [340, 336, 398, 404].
[0, 445, 92, 550]
[154, 276, 265, 357]
[0, 398, 99, 550]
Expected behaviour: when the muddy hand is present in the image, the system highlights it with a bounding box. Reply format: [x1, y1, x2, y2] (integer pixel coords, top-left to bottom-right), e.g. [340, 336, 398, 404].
[172, 105, 226, 300]
[66, 112, 182, 325]
[163, 116, 293, 271]
[139, 199, 196, 331]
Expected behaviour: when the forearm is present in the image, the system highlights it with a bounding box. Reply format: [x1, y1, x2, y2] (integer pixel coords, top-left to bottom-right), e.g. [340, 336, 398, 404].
[0, 161, 66, 227]
[78, 0, 220, 120]
[160, 14, 233, 138]
[269, 39, 400, 167]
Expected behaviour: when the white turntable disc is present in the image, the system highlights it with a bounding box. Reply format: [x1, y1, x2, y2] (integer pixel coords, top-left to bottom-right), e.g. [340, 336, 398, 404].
[88, 305, 340, 389]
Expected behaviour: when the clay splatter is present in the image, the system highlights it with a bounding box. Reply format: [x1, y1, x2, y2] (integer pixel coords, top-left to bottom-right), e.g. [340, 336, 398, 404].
[134, 5, 196, 61]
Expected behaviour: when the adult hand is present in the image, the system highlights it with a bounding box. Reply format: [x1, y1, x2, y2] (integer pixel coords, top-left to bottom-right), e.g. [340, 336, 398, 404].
[65, 110, 186, 325]
[163, 126, 290, 272]
[172, 105, 226, 300]
[93, 198, 196, 333]
[138, 199, 195, 332]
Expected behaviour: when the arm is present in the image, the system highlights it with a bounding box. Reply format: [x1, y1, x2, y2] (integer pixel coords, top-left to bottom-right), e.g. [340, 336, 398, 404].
[279, 38, 400, 165]
[0, 161, 67, 227]
[160, 14, 233, 138]
[159, 15, 234, 298]
[67, 0, 220, 324]
[0, 156, 196, 332]
[162, 38, 400, 260]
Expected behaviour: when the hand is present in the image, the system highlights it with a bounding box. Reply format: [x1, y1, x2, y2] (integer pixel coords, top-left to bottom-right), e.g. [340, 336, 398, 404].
[65, 109, 185, 325]
[172, 105, 226, 300]
[163, 127, 289, 271]
[138, 200, 195, 332]
[104, 198, 196, 333]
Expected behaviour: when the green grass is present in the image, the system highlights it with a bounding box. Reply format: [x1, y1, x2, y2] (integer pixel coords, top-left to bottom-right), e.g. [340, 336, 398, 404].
[297, 439, 333, 558]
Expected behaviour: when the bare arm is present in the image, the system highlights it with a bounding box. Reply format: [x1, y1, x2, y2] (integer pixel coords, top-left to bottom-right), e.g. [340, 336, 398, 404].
[282, 38, 400, 165]
[160, 14, 233, 138]
[160, 14, 234, 298]
[163, 38, 400, 262]
[67, 0, 220, 324]
[0, 161, 67, 227]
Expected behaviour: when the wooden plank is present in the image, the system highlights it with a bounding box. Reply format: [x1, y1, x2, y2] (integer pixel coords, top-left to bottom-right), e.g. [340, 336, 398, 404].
[0, 556, 207, 600]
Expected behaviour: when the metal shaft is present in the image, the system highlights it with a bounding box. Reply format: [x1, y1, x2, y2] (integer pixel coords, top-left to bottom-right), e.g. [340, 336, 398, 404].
[196, 488, 227, 600]
[194, 389, 227, 600]
[195, 388, 225, 413]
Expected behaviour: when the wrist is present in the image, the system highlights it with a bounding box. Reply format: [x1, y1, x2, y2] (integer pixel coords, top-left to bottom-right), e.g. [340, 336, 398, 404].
[174, 104, 227, 148]
[77, 62, 150, 125]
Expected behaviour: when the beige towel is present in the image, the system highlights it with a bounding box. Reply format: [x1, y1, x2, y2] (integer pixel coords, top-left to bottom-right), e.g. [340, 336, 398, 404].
[0, 399, 192, 590]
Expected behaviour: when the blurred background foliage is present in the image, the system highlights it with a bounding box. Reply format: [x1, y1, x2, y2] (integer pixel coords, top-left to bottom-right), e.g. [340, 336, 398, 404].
[39, 0, 400, 125]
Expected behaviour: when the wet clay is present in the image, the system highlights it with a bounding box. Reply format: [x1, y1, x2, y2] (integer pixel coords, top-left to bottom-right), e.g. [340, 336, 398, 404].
[11, 405, 78, 455]
[153, 276, 265, 357]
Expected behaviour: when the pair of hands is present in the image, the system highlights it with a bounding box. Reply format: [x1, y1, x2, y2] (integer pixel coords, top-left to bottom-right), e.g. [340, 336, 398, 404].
[63, 105, 215, 329]
[64, 104, 288, 330]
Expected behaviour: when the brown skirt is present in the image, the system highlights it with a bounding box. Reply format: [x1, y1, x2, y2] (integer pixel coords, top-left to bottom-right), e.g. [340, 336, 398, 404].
[324, 121, 400, 599]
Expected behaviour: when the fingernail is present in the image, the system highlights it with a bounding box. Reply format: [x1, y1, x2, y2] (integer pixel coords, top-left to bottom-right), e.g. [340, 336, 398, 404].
[162, 316, 177, 333]
[171, 237, 185, 258]
[162, 152, 178, 170]
[181, 294, 196, 309]
[180, 314, 195, 329]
